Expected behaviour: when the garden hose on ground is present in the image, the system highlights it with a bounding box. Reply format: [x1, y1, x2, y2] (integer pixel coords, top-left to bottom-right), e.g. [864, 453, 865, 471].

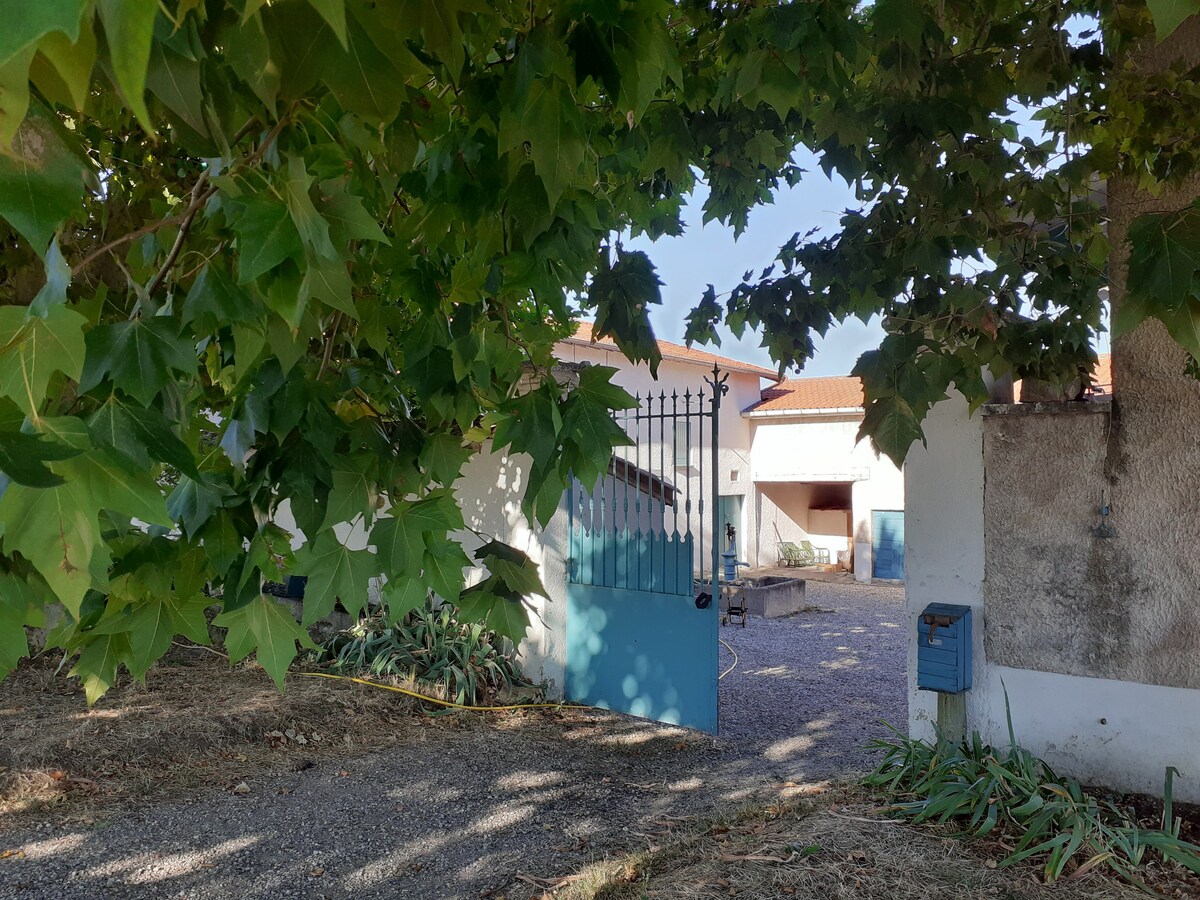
[297, 638, 740, 712]
[719, 638, 738, 680]
[295, 671, 591, 711]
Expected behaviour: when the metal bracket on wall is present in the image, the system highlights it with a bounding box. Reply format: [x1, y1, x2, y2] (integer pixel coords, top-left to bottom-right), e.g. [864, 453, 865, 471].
[1092, 489, 1116, 539]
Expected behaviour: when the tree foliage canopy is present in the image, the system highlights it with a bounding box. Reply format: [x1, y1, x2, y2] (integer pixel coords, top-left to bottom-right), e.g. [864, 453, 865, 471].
[0, 0, 1196, 696]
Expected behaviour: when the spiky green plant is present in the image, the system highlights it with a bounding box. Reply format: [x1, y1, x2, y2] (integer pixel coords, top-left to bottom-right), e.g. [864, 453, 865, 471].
[864, 718, 1200, 889]
[315, 600, 527, 706]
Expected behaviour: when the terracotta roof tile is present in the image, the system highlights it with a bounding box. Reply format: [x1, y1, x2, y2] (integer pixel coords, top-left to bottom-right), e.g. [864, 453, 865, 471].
[562, 322, 781, 381]
[1012, 353, 1113, 401]
[745, 375, 864, 413]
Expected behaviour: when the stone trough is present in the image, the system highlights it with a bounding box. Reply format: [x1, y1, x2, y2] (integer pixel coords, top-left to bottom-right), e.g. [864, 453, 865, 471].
[698, 575, 807, 619]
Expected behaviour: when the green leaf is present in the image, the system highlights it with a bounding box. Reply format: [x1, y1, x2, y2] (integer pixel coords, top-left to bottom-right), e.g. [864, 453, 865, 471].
[1158, 297, 1200, 360]
[183, 264, 259, 330]
[372, 490, 464, 574]
[1127, 210, 1200, 311]
[860, 395, 926, 469]
[294, 531, 379, 624]
[213, 594, 316, 689]
[145, 41, 208, 138]
[33, 21, 98, 112]
[306, 0, 348, 49]
[84, 450, 173, 526]
[234, 195, 304, 284]
[419, 432, 472, 485]
[222, 9, 278, 112]
[284, 155, 336, 260]
[200, 511, 242, 576]
[86, 394, 198, 478]
[0, 303, 87, 417]
[492, 384, 563, 464]
[508, 77, 586, 208]
[0, 46, 36, 154]
[1146, 0, 1200, 41]
[323, 190, 389, 245]
[301, 254, 357, 318]
[0, 107, 86, 254]
[475, 540, 548, 598]
[422, 536, 471, 602]
[457, 580, 530, 644]
[167, 475, 232, 537]
[69, 631, 129, 705]
[92, 595, 174, 680]
[0, 428, 80, 486]
[80, 317, 195, 405]
[320, 13, 413, 124]
[320, 456, 378, 531]
[0, 1, 87, 67]
[589, 251, 665, 375]
[97, 0, 158, 129]
[382, 575, 428, 623]
[572, 364, 640, 411]
[0, 573, 47, 678]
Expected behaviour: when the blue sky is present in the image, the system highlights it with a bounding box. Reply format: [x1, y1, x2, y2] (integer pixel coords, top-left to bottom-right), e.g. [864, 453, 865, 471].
[627, 148, 882, 379]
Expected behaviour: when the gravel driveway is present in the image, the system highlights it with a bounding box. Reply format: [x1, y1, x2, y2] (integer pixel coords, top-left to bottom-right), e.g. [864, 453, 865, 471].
[0, 582, 906, 900]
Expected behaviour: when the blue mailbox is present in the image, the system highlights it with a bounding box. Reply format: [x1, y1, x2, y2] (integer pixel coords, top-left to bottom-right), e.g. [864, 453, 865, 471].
[917, 603, 972, 693]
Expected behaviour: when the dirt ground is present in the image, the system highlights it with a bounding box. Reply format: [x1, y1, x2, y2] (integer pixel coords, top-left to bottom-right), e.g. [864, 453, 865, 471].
[1, 587, 1193, 898]
[543, 786, 1167, 900]
[0, 649, 476, 828]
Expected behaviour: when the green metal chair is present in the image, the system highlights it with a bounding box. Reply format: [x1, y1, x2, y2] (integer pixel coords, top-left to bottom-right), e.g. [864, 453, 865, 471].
[799, 540, 831, 565]
[777, 541, 816, 567]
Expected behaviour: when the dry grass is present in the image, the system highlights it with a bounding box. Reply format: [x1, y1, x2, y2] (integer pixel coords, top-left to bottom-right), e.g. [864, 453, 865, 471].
[0, 647, 474, 830]
[532, 784, 1161, 900]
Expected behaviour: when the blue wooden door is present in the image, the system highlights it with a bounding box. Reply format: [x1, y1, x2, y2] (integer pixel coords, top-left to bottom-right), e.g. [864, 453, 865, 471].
[872, 510, 905, 580]
[564, 378, 725, 734]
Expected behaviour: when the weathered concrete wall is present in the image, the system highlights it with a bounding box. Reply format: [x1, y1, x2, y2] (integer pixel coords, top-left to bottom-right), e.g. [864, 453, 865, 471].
[909, 396, 1200, 801]
[980, 404, 1144, 681]
[979, 18, 1200, 692]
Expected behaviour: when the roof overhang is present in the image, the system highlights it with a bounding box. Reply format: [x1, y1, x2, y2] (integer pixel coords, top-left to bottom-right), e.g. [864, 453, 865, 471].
[559, 337, 783, 382]
[742, 406, 864, 419]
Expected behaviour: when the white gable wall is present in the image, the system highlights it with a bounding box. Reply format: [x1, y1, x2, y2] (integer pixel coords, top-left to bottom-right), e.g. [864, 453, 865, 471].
[747, 413, 904, 578]
[555, 340, 767, 568]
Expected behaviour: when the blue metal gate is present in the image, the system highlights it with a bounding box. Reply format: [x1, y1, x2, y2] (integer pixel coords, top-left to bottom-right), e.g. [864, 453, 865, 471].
[565, 369, 727, 733]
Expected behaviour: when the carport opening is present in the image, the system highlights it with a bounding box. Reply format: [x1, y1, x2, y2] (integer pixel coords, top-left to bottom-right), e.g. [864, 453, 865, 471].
[757, 480, 853, 568]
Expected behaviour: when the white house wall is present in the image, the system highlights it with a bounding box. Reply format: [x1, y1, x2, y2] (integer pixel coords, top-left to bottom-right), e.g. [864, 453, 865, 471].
[556, 343, 765, 570]
[747, 414, 904, 578]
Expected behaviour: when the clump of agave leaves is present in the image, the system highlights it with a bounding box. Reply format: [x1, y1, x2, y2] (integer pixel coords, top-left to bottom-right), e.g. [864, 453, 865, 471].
[863, 699, 1200, 890]
[314, 598, 527, 707]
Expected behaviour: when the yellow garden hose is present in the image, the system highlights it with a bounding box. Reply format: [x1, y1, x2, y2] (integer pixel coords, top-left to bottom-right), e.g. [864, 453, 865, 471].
[297, 636, 740, 712]
[295, 671, 591, 711]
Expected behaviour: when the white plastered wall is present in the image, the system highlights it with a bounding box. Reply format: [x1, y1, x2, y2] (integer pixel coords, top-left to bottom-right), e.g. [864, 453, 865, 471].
[907, 395, 1200, 802]
[554, 342, 766, 570]
[747, 413, 904, 578]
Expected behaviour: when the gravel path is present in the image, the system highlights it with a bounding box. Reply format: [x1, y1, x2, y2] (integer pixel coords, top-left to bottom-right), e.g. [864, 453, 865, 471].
[0, 582, 906, 900]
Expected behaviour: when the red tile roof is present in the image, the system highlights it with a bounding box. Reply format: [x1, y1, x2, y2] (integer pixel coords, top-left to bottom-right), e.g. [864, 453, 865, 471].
[745, 375, 865, 414]
[562, 322, 781, 381]
[750, 353, 1113, 414]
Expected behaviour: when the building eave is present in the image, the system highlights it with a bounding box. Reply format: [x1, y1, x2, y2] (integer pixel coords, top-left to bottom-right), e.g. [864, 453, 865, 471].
[742, 406, 864, 419]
